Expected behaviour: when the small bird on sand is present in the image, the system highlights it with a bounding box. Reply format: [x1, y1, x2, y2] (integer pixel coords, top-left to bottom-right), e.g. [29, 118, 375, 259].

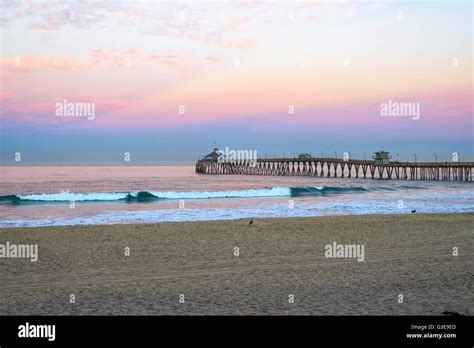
[411, 209, 416, 213]
[249, 219, 253, 225]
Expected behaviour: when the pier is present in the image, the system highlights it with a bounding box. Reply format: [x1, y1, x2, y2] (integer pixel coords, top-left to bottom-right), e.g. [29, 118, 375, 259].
[195, 155, 473, 181]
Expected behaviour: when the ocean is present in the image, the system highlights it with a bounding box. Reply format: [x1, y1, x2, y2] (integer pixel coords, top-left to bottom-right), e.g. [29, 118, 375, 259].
[0, 166, 473, 228]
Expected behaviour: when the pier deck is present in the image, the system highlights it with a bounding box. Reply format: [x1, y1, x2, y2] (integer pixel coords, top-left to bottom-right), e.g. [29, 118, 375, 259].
[195, 157, 473, 181]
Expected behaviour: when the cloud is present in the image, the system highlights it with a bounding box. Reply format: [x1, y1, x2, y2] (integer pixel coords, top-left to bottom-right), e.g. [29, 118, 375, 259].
[0, 90, 13, 101]
[0, 56, 90, 73]
[0, 49, 209, 75]
[2, 2, 263, 50]
[1, 1, 118, 30]
[204, 56, 221, 63]
[1, 95, 131, 128]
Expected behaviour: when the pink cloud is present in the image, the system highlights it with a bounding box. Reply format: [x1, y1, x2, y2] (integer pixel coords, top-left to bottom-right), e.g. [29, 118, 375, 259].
[0, 90, 13, 101]
[0, 49, 207, 75]
[204, 56, 221, 63]
[1, 95, 131, 128]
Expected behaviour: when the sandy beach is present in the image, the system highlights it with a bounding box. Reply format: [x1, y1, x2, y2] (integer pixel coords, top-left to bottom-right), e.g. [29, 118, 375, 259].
[0, 213, 472, 315]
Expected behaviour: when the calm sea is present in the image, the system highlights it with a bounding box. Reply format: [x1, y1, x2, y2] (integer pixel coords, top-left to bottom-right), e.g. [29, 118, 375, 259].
[0, 166, 473, 228]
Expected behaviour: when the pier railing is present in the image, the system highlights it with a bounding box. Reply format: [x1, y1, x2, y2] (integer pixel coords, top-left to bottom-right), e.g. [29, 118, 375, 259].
[195, 157, 474, 181]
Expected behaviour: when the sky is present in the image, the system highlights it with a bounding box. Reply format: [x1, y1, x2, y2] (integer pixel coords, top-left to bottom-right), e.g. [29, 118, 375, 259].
[0, 0, 472, 164]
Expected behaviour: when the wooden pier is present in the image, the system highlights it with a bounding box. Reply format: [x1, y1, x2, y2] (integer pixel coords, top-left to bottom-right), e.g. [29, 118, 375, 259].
[195, 157, 474, 181]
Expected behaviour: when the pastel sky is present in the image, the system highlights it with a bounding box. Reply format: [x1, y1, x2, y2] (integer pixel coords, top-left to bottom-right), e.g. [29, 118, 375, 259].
[0, 0, 472, 164]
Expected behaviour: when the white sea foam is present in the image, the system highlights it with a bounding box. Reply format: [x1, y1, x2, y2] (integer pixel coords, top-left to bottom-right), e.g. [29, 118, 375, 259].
[13, 187, 297, 201]
[17, 191, 129, 202]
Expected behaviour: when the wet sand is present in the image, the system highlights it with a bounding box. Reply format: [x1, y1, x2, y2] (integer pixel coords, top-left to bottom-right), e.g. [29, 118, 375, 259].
[0, 213, 473, 315]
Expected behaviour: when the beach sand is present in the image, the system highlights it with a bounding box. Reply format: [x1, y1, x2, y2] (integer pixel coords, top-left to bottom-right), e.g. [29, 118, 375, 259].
[0, 213, 473, 315]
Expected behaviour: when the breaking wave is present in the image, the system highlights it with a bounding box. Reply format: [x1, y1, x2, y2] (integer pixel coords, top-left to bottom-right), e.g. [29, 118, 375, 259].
[0, 186, 375, 204]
